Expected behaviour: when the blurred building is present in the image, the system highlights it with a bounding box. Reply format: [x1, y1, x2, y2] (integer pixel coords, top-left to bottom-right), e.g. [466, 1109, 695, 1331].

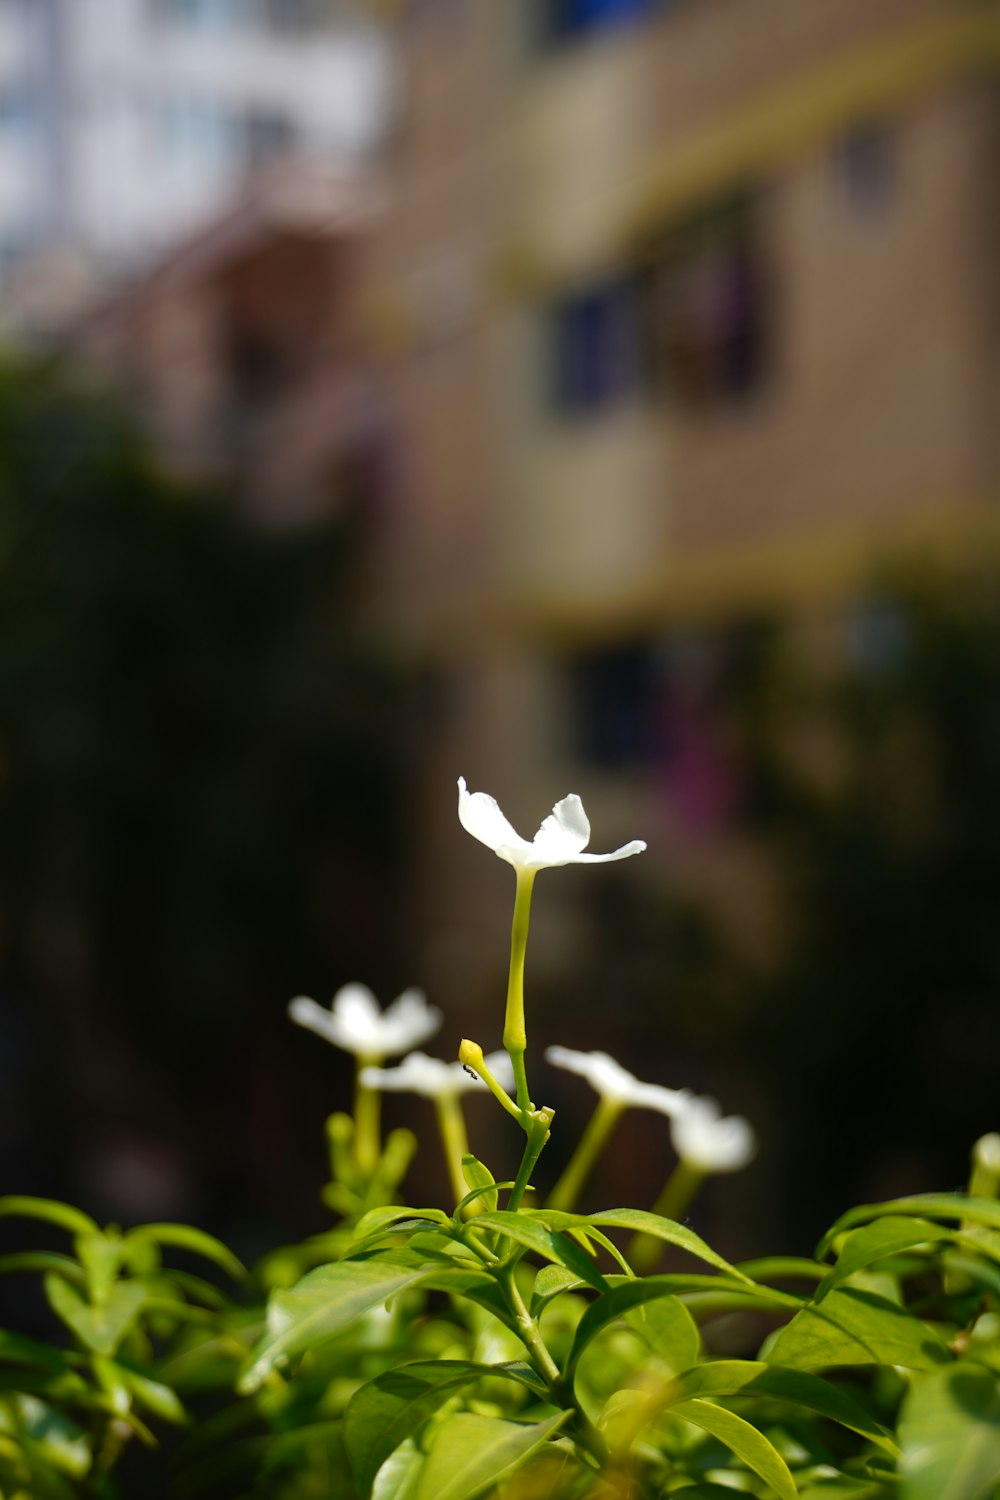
[351, 0, 1000, 990]
[0, 0, 394, 332]
[77, 163, 386, 524]
[59, 0, 1000, 987]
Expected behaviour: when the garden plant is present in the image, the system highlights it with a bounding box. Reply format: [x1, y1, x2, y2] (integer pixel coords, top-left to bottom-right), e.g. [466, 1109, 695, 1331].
[2, 778, 1000, 1499]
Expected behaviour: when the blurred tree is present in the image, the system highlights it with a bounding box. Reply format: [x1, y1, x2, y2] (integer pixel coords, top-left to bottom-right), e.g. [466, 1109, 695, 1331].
[0, 355, 405, 1241]
[739, 581, 1000, 1246]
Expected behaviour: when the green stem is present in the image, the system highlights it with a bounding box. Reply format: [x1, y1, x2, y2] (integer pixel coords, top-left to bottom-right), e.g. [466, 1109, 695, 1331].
[508, 1107, 554, 1212]
[630, 1160, 705, 1273]
[353, 1058, 381, 1177]
[546, 1097, 623, 1212]
[499, 1263, 560, 1387]
[435, 1093, 471, 1209]
[504, 868, 536, 1112]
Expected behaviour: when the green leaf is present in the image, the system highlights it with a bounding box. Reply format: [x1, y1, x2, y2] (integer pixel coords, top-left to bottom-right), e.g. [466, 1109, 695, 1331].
[466, 1213, 608, 1291]
[123, 1223, 245, 1281]
[624, 1295, 701, 1374]
[566, 1276, 800, 1378]
[818, 1194, 1000, 1257]
[238, 1260, 433, 1393]
[43, 1275, 147, 1356]
[0, 1196, 99, 1237]
[529, 1265, 583, 1316]
[461, 1157, 498, 1215]
[818, 1217, 956, 1298]
[346, 1361, 548, 1498]
[13, 1395, 91, 1479]
[738, 1257, 830, 1285]
[353, 1206, 452, 1242]
[528, 1208, 748, 1280]
[107, 1361, 187, 1424]
[412, 1411, 568, 1500]
[0, 1252, 86, 1285]
[898, 1364, 1000, 1500]
[372, 1438, 425, 1500]
[664, 1360, 897, 1454]
[75, 1233, 123, 1305]
[673, 1397, 798, 1500]
[765, 1286, 952, 1371]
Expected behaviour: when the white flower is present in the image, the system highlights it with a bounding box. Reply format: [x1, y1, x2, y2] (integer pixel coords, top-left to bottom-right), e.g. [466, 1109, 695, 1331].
[360, 1050, 515, 1099]
[670, 1095, 757, 1175]
[458, 777, 646, 872]
[288, 983, 441, 1060]
[545, 1046, 690, 1115]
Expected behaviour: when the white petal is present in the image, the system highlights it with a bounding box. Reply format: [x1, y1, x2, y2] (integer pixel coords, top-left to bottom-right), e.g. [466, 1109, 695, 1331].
[361, 1053, 452, 1096]
[671, 1097, 757, 1174]
[457, 777, 531, 858]
[379, 988, 443, 1053]
[288, 995, 341, 1045]
[532, 794, 591, 860]
[570, 840, 647, 865]
[361, 1047, 515, 1099]
[330, 983, 382, 1048]
[546, 1045, 679, 1107]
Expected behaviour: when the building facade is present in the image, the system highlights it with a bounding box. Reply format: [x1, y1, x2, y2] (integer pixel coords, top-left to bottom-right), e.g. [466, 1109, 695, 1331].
[353, 0, 1000, 1002]
[0, 0, 393, 318]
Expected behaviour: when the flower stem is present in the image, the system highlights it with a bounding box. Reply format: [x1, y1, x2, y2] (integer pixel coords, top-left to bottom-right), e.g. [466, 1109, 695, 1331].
[546, 1096, 623, 1213]
[498, 1263, 560, 1387]
[434, 1093, 471, 1209]
[354, 1058, 381, 1177]
[504, 868, 536, 1112]
[630, 1160, 705, 1272]
[508, 1107, 553, 1212]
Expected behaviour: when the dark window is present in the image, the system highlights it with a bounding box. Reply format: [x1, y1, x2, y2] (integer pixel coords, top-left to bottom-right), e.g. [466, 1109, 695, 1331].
[548, 277, 642, 417]
[642, 195, 768, 409]
[262, 0, 328, 31]
[835, 122, 895, 218]
[543, 0, 654, 44]
[242, 108, 296, 167]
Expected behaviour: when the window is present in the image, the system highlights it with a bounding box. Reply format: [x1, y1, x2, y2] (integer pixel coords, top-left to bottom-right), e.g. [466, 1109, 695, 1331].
[241, 107, 296, 168]
[543, 0, 655, 45]
[157, 0, 246, 31]
[834, 122, 895, 218]
[548, 277, 643, 417]
[261, 0, 335, 32]
[642, 195, 768, 409]
[0, 83, 37, 140]
[160, 97, 236, 171]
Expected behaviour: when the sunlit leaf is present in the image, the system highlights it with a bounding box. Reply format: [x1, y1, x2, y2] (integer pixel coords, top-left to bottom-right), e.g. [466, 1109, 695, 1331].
[664, 1359, 897, 1453]
[44, 1275, 147, 1356]
[673, 1397, 798, 1500]
[123, 1223, 245, 1281]
[765, 1285, 952, 1371]
[623, 1295, 701, 1374]
[530, 1209, 748, 1280]
[818, 1194, 1000, 1257]
[412, 1411, 568, 1500]
[466, 1213, 608, 1291]
[898, 1364, 1000, 1500]
[0, 1197, 98, 1237]
[346, 1360, 549, 1497]
[239, 1260, 435, 1393]
[567, 1276, 800, 1377]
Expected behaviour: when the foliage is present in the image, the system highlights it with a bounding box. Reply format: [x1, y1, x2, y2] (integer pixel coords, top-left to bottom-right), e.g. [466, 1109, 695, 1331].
[1, 778, 999, 1497]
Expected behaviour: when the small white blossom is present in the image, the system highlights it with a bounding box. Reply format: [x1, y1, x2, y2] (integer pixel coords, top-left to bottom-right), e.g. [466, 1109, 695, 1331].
[288, 983, 441, 1060]
[545, 1046, 690, 1115]
[671, 1095, 757, 1175]
[458, 777, 645, 872]
[360, 1050, 515, 1099]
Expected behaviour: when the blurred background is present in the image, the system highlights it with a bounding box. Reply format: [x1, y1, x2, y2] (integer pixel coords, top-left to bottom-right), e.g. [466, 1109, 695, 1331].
[0, 0, 999, 1264]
